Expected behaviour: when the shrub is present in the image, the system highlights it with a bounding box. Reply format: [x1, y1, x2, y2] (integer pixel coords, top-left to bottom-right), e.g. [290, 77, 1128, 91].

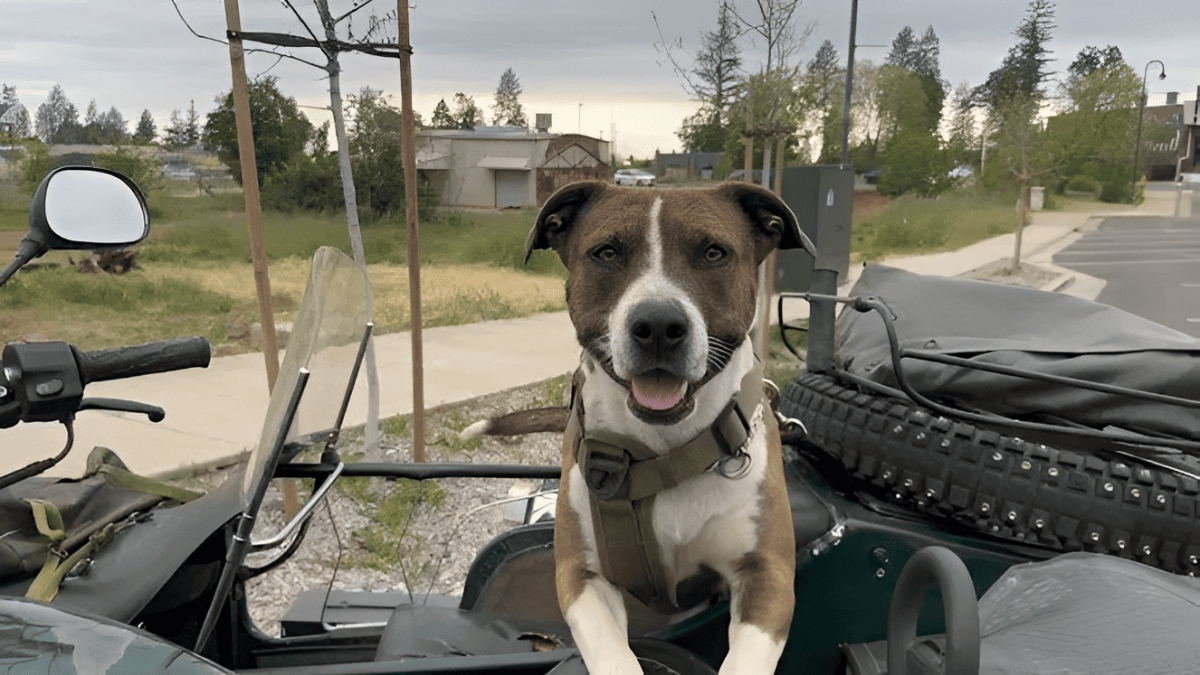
[1065, 174, 1099, 194]
[262, 153, 344, 213]
[17, 141, 56, 194]
[94, 146, 164, 195]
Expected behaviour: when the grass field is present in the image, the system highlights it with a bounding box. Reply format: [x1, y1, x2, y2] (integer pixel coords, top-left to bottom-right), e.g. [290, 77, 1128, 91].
[850, 189, 1019, 263]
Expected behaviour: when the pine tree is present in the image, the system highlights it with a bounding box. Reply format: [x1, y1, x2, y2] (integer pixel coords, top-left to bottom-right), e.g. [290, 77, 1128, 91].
[99, 107, 127, 143]
[491, 68, 527, 127]
[451, 93, 484, 130]
[431, 99, 456, 129]
[183, 100, 201, 147]
[807, 40, 843, 164]
[163, 109, 187, 150]
[886, 26, 918, 69]
[34, 84, 80, 143]
[133, 109, 157, 145]
[973, 0, 1057, 110]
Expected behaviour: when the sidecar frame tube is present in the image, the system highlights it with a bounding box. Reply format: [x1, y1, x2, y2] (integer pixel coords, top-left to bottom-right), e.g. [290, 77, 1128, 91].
[274, 462, 562, 481]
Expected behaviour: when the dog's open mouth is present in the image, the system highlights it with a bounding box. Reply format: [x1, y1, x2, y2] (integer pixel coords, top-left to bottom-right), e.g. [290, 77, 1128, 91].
[627, 369, 694, 423]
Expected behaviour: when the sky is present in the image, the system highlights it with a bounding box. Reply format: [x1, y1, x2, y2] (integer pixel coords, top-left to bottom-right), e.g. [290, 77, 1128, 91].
[3, 0, 1198, 159]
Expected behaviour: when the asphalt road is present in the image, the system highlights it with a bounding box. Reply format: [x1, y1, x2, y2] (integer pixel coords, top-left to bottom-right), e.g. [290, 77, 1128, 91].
[1054, 212, 1200, 338]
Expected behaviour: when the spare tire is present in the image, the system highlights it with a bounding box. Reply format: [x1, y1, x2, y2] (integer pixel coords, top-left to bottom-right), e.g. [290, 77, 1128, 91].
[780, 372, 1200, 575]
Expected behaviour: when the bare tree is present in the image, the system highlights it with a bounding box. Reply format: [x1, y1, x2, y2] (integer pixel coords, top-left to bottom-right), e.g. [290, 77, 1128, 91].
[170, 0, 396, 450]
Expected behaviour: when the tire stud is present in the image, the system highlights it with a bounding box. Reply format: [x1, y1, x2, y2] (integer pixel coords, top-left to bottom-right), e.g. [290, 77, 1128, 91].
[1021, 461, 1032, 471]
[1131, 488, 1141, 498]
[903, 478, 913, 488]
[980, 503, 990, 513]
[1104, 482, 1114, 492]
[1007, 511, 1017, 521]
[1143, 546, 1153, 556]
[875, 569, 885, 578]
[1048, 467, 1059, 477]
[926, 489, 936, 499]
[1013, 437, 1023, 445]
[940, 439, 951, 448]
[916, 432, 926, 441]
[1118, 540, 1127, 549]
[882, 471, 893, 480]
[1157, 495, 1167, 504]
[992, 452, 1003, 462]
[1034, 519, 1045, 529]
[1190, 556, 1200, 565]
[1090, 532, 1100, 542]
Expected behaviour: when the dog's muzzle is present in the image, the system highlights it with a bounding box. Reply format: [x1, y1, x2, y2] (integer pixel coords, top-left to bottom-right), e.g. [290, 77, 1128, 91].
[625, 299, 691, 377]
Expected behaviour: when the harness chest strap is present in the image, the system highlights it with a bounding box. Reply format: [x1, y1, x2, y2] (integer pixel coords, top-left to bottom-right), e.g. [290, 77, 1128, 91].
[570, 362, 764, 611]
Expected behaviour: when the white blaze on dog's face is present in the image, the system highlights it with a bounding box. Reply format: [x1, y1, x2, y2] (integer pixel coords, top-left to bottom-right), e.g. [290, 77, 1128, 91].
[526, 181, 811, 425]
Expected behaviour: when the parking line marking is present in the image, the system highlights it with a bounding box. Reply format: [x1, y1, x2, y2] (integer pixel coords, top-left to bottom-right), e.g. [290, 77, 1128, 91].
[1188, 319, 1200, 324]
[1183, 283, 1200, 288]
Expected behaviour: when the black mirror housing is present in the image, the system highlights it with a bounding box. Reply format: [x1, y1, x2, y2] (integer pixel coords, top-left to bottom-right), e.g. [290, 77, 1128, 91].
[28, 166, 150, 252]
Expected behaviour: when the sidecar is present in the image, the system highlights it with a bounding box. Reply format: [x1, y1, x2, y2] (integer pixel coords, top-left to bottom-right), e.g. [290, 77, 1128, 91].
[5, 242, 1200, 675]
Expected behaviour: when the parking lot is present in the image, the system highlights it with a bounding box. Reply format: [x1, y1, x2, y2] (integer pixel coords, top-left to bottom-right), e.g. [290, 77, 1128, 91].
[1054, 210, 1200, 338]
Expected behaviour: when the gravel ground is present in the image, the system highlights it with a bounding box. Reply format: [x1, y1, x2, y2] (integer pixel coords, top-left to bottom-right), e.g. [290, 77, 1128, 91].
[185, 375, 568, 637]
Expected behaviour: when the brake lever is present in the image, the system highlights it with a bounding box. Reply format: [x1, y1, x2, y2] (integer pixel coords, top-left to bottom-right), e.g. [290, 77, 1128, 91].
[78, 398, 166, 423]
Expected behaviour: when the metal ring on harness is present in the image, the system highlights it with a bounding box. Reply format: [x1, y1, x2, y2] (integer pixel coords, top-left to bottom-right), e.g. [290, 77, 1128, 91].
[584, 450, 631, 501]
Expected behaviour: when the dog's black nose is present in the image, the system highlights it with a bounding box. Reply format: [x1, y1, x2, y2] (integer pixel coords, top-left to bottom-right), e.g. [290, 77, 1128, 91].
[629, 301, 689, 355]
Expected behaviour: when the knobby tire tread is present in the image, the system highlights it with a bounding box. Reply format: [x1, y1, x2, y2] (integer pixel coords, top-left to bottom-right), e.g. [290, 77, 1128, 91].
[780, 372, 1200, 575]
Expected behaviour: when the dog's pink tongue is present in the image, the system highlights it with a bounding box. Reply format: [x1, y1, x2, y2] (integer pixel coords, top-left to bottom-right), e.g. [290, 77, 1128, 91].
[631, 372, 686, 411]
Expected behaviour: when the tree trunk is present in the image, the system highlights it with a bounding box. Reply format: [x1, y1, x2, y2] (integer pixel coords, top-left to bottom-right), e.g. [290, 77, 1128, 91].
[760, 138, 773, 189]
[1012, 150, 1029, 273]
[318, 7, 380, 453]
[743, 134, 754, 182]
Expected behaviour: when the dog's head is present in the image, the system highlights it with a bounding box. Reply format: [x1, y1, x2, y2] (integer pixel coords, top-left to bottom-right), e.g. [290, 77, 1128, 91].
[526, 181, 814, 424]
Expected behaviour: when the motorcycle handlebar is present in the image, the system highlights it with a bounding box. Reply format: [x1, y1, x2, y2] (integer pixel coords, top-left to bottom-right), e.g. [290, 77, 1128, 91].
[74, 337, 212, 385]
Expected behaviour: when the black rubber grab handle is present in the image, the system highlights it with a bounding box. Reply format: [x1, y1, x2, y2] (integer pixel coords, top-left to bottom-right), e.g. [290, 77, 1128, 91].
[75, 336, 212, 384]
[886, 546, 980, 675]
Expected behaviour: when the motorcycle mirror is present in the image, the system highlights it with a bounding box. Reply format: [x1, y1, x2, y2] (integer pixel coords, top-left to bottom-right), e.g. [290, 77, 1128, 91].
[0, 166, 150, 287]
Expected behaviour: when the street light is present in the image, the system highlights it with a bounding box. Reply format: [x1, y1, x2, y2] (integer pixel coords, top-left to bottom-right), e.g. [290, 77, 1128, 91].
[1132, 60, 1167, 190]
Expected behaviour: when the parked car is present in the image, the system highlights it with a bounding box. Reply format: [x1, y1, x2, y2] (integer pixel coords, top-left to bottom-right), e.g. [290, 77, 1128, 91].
[614, 168, 656, 186]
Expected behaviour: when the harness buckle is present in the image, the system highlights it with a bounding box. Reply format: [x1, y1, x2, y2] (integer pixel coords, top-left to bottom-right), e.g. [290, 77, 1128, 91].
[717, 451, 752, 479]
[582, 448, 630, 501]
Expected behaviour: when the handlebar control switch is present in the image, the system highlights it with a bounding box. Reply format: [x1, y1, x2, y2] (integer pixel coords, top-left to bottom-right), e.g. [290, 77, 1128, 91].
[1, 342, 84, 423]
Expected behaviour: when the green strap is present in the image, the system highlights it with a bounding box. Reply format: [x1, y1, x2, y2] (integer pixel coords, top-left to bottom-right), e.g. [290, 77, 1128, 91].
[98, 465, 202, 503]
[25, 499, 66, 545]
[26, 523, 118, 603]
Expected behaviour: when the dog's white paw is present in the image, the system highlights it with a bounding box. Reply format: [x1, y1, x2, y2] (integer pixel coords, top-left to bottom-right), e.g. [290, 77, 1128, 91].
[585, 653, 644, 675]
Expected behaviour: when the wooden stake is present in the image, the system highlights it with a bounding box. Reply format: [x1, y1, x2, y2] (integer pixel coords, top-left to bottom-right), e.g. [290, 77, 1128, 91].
[398, 0, 426, 462]
[223, 0, 292, 513]
[761, 136, 785, 360]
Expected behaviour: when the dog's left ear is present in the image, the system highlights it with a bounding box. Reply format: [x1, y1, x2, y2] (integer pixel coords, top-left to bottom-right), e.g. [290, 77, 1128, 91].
[716, 182, 816, 261]
[524, 181, 607, 265]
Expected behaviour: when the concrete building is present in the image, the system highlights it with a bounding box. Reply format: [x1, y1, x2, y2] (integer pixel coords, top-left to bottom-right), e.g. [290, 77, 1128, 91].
[416, 126, 610, 208]
[1141, 89, 1200, 180]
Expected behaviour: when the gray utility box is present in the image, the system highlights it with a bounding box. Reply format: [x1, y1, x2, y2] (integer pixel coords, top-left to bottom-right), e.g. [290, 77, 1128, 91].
[776, 165, 853, 293]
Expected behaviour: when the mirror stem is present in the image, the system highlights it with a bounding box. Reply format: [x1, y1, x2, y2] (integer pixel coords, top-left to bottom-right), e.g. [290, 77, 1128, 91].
[0, 238, 48, 288]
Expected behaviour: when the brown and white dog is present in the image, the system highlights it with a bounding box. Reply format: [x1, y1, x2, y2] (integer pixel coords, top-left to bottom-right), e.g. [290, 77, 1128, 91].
[478, 180, 808, 674]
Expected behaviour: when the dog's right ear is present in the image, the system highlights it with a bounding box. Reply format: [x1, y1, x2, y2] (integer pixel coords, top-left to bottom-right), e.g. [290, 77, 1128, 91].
[524, 181, 606, 265]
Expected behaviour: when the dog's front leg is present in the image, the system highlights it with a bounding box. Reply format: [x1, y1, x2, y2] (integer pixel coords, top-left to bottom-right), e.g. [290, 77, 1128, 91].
[719, 431, 796, 675]
[556, 466, 642, 675]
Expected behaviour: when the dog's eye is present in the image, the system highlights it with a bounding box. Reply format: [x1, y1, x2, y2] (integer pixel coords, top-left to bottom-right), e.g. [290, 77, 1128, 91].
[591, 245, 619, 263]
[704, 245, 728, 263]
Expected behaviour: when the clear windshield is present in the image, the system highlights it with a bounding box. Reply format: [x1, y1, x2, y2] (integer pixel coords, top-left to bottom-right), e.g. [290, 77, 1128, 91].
[241, 247, 374, 505]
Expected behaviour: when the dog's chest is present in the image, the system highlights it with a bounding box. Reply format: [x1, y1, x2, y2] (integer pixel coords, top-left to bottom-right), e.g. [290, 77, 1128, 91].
[651, 408, 768, 578]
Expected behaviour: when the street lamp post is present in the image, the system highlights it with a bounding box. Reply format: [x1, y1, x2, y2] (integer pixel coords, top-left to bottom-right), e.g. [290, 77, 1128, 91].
[1132, 60, 1166, 191]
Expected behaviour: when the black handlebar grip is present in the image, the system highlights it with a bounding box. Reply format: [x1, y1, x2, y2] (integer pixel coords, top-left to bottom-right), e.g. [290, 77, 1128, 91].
[75, 337, 212, 385]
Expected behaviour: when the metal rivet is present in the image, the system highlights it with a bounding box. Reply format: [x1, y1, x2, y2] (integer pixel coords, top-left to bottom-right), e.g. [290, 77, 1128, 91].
[1021, 461, 1032, 471]
[875, 568, 885, 578]
[811, 548, 820, 556]
[1090, 532, 1100, 542]
[941, 439, 951, 448]
[903, 478, 914, 488]
[883, 471, 893, 480]
[1034, 519, 1045, 529]
[1048, 467, 1059, 477]
[1131, 488, 1141, 498]
[1143, 546, 1153, 556]
[1118, 540, 1127, 549]
[1104, 482, 1114, 492]
[980, 503, 991, 513]
[893, 424, 904, 434]
[1157, 495, 1167, 504]
[992, 452, 1003, 462]
[1191, 556, 1199, 565]
[916, 432, 926, 441]
[926, 489, 936, 499]
[894, 493, 903, 500]
[1007, 511, 1017, 521]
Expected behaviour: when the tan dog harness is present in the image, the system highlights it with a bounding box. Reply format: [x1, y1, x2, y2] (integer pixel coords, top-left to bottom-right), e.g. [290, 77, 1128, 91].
[566, 362, 764, 612]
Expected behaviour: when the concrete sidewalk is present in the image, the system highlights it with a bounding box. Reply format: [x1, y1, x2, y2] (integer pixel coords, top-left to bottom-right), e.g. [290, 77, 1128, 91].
[6, 192, 1173, 479]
